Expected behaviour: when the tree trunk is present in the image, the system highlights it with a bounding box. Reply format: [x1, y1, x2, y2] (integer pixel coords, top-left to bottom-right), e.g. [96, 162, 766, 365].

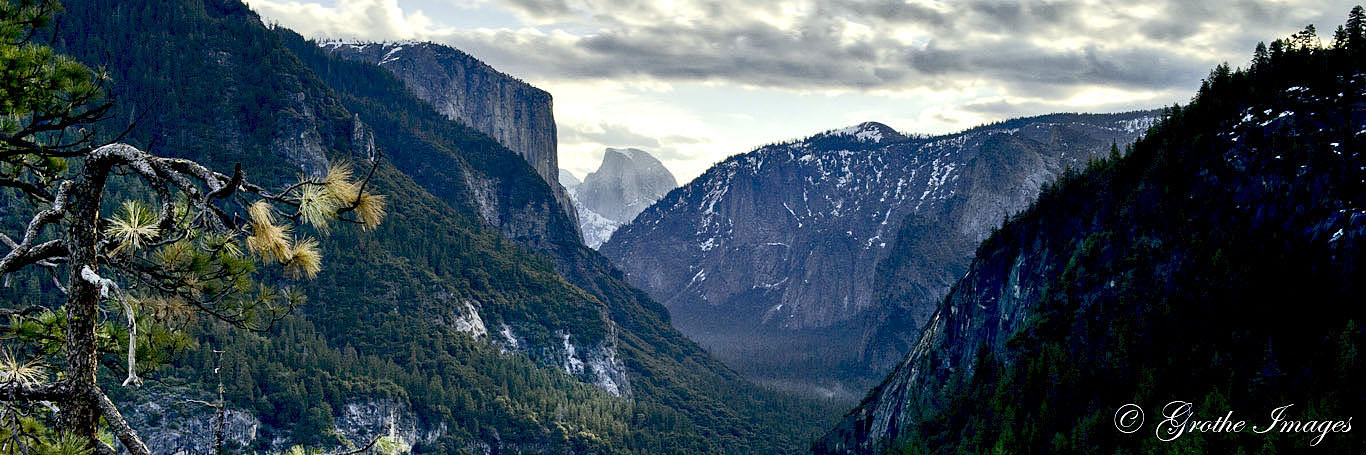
[60, 162, 111, 443]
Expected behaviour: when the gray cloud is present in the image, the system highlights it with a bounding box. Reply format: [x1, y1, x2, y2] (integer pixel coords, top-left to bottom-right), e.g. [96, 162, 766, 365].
[502, 0, 574, 18]
[254, 0, 1361, 102]
[563, 122, 663, 147]
[562, 122, 710, 149]
[446, 0, 1359, 101]
[960, 92, 1180, 118]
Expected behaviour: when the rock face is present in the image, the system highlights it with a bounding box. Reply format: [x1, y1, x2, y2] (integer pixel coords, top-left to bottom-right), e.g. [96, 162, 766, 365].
[449, 298, 634, 398]
[600, 113, 1156, 398]
[322, 40, 578, 228]
[567, 148, 678, 248]
[575, 148, 679, 223]
[120, 385, 444, 454]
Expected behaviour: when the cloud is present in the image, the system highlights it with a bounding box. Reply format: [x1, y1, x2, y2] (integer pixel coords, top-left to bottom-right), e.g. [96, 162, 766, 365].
[246, 0, 448, 40]
[560, 121, 712, 166]
[446, 0, 1355, 97]
[562, 122, 664, 147]
[244, 0, 1362, 181]
[248, 0, 1359, 97]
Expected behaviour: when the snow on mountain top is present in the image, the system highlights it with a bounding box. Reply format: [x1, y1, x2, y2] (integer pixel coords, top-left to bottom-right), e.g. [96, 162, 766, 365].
[1114, 116, 1156, 133]
[318, 39, 369, 50]
[829, 122, 900, 143]
[317, 39, 423, 49]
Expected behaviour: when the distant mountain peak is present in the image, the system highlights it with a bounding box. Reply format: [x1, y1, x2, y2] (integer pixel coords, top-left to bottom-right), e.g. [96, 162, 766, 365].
[600, 111, 1158, 398]
[827, 121, 905, 144]
[570, 148, 678, 248]
[558, 169, 582, 189]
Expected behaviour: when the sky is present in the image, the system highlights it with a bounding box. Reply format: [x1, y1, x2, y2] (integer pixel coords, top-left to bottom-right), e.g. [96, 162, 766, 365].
[244, 0, 1359, 183]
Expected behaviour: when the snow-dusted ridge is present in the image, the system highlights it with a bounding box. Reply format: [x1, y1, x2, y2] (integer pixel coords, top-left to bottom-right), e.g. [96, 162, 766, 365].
[601, 110, 1161, 397]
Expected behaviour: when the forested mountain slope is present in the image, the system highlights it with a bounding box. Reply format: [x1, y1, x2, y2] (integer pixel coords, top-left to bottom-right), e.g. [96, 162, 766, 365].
[816, 20, 1365, 455]
[21, 0, 835, 453]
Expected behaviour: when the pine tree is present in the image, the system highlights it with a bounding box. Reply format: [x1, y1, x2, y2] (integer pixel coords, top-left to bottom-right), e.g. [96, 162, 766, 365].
[1294, 24, 1320, 49]
[1269, 39, 1286, 61]
[0, 1, 386, 452]
[1348, 5, 1365, 50]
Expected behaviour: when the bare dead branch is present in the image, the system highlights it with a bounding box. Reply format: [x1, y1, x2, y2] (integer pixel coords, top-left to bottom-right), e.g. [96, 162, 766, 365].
[0, 178, 53, 202]
[0, 181, 72, 277]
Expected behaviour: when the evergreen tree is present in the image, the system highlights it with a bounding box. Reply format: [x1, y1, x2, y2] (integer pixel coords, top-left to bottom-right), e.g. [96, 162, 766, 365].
[1294, 24, 1320, 49]
[1269, 39, 1286, 60]
[1348, 5, 1365, 50]
[0, 1, 387, 452]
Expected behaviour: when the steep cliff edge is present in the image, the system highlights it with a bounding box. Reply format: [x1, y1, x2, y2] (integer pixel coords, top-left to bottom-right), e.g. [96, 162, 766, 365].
[322, 40, 578, 229]
[816, 36, 1364, 454]
[601, 114, 1154, 398]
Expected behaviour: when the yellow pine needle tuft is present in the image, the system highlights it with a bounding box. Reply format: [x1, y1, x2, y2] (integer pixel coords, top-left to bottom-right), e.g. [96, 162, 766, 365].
[323, 161, 360, 203]
[298, 184, 341, 233]
[248, 200, 275, 225]
[284, 236, 323, 279]
[353, 192, 387, 230]
[106, 200, 159, 254]
[246, 201, 291, 261]
[0, 349, 46, 386]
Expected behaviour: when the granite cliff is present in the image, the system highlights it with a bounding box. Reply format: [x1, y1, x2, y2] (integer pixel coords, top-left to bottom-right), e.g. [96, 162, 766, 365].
[322, 40, 578, 229]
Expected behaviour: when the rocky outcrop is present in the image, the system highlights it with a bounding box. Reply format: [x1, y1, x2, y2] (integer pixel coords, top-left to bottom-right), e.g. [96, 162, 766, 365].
[271, 88, 331, 178]
[322, 40, 578, 227]
[335, 399, 445, 449]
[119, 385, 263, 455]
[556, 331, 633, 398]
[442, 300, 633, 398]
[566, 148, 678, 248]
[600, 113, 1156, 398]
[119, 385, 445, 454]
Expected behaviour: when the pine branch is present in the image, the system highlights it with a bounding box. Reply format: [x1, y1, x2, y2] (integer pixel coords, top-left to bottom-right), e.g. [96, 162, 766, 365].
[0, 381, 68, 402]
